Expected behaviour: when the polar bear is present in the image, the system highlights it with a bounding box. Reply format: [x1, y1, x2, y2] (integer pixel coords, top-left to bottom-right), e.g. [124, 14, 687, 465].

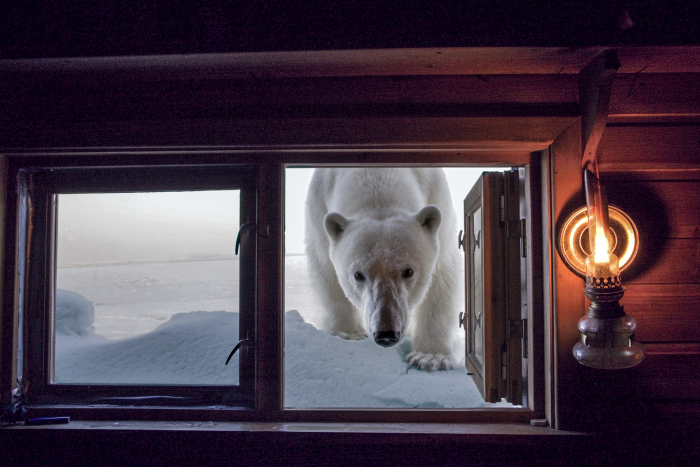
[304, 168, 462, 371]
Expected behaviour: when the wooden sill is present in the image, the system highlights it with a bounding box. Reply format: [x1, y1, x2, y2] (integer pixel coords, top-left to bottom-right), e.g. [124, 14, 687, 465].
[5, 420, 577, 438]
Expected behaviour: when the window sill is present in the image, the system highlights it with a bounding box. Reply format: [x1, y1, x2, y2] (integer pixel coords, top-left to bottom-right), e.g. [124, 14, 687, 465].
[2, 421, 646, 465]
[5, 420, 575, 437]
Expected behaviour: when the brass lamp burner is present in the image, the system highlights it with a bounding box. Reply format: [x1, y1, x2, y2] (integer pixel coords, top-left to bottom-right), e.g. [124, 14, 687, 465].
[559, 205, 639, 277]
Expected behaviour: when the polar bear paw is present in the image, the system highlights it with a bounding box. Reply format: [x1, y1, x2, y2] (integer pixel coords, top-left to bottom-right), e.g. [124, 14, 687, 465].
[331, 330, 368, 341]
[406, 351, 459, 371]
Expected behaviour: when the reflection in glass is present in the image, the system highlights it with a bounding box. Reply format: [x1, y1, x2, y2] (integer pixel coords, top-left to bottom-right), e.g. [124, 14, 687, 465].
[53, 191, 241, 385]
[471, 207, 484, 364]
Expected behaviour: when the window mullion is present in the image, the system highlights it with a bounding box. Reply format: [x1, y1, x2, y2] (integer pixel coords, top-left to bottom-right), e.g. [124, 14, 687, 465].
[255, 163, 284, 414]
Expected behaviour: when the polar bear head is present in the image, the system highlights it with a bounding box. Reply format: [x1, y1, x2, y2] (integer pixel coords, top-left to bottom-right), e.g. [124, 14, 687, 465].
[324, 205, 441, 348]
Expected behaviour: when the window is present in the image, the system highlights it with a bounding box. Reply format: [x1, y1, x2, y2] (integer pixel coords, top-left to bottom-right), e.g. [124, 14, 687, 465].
[463, 169, 528, 405]
[7, 154, 542, 423]
[283, 166, 527, 409]
[16, 165, 257, 407]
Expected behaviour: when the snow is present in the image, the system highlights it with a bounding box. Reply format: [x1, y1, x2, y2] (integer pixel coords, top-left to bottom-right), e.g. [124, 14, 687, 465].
[284, 310, 494, 408]
[56, 309, 239, 385]
[54, 260, 513, 408]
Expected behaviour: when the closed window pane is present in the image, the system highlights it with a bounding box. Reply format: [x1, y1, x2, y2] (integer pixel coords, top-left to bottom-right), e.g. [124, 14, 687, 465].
[53, 191, 241, 385]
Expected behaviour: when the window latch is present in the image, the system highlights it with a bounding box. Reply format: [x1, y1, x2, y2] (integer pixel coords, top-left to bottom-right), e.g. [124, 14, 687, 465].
[225, 339, 253, 365]
[235, 222, 256, 255]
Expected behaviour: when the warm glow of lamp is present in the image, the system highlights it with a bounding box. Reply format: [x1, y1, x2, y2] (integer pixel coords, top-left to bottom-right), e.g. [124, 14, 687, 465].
[588, 224, 619, 279]
[572, 169, 645, 369]
[593, 225, 610, 264]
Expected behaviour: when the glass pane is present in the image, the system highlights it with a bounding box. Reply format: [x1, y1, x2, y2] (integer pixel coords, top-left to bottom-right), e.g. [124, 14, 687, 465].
[471, 207, 484, 364]
[284, 167, 506, 409]
[53, 191, 240, 385]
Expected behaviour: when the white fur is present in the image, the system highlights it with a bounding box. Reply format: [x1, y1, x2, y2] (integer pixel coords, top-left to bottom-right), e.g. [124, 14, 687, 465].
[304, 168, 463, 371]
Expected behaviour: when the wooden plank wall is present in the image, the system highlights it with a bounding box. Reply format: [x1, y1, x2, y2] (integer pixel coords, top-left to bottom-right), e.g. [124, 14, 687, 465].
[599, 114, 700, 402]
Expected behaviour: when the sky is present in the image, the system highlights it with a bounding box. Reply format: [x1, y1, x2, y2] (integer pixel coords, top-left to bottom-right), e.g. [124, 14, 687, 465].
[56, 168, 506, 263]
[57, 191, 241, 265]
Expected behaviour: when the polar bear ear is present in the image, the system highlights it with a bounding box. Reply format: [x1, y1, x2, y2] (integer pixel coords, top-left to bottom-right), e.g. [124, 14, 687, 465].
[324, 212, 350, 244]
[415, 205, 441, 235]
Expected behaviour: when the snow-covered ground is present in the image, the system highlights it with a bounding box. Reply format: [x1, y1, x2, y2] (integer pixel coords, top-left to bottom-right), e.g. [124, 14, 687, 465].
[54, 257, 514, 408]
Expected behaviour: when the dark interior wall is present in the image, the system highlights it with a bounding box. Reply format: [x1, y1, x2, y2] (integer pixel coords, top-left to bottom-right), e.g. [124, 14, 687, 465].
[2, 0, 699, 59]
[548, 65, 700, 432]
[597, 122, 700, 403]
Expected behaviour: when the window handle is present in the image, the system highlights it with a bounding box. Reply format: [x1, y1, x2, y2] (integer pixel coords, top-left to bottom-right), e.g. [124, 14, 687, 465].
[225, 339, 252, 365]
[235, 222, 256, 255]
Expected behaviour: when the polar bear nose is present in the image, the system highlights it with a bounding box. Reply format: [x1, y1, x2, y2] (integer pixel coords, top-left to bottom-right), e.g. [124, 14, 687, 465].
[373, 330, 400, 347]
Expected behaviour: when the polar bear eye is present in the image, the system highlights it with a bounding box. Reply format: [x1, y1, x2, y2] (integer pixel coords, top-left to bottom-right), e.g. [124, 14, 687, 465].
[402, 268, 414, 278]
[354, 272, 365, 281]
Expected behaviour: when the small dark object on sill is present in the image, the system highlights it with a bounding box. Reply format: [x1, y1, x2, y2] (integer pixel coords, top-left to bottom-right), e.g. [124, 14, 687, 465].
[25, 416, 70, 426]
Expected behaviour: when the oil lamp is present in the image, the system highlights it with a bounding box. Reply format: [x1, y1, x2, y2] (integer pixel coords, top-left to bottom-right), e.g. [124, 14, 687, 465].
[572, 169, 645, 369]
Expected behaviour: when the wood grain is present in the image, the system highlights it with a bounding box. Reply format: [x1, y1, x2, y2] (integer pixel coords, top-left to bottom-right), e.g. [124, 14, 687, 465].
[637, 351, 700, 400]
[623, 284, 700, 343]
[0, 116, 576, 149]
[608, 181, 700, 239]
[4, 47, 699, 79]
[549, 121, 587, 430]
[625, 239, 699, 284]
[1, 75, 581, 110]
[598, 125, 700, 172]
[609, 73, 700, 117]
[0, 48, 605, 78]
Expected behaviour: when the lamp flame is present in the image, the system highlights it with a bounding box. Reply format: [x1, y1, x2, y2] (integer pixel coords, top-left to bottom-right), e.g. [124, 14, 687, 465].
[594, 224, 610, 264]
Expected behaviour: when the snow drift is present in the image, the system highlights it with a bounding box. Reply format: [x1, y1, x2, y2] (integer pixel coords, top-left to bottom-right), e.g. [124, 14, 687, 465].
[54, 290, 510, 408]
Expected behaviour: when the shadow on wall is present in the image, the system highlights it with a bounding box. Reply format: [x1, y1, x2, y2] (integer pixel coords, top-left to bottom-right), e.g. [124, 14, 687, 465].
[603, 180, 669, 282]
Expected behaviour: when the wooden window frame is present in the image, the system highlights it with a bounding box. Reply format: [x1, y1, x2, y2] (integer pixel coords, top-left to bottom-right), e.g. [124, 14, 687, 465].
[14, 163, 259, 408]
[2, 149, 545, 424]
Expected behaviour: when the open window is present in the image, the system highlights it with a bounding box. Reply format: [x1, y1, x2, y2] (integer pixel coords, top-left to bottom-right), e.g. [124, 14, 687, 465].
[16, 165, 257, 408]
[283, 166, 525, 409]
[463, 169, 527, 405]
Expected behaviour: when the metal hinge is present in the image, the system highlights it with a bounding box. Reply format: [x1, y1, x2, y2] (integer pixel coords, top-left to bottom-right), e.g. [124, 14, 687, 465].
[501, 345, 507, 380]
[509, 318, 528, 358]
[506, 218, 527, 257]
[519, 219, 527, 258]
[499, 195, 505, 225]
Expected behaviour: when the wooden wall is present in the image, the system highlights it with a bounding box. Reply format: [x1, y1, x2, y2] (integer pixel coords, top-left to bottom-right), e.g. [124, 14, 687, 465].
[601, 67, 700, 408]
[2, 48, 699, 435]
[598, 121, 700, 404]
[549, 65, 700, 431]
